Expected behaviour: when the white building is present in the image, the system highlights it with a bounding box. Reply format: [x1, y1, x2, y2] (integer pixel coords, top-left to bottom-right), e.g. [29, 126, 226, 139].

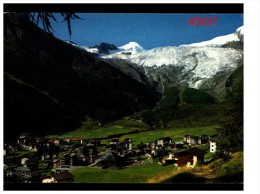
[209, 134, 218, 153]
[209, 141, 217, 153]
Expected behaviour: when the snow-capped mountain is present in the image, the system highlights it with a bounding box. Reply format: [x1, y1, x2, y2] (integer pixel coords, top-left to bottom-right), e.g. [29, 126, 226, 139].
[66, 26, 243, 89]
[101, 26, 243, 89]
[103, 46, 242, 88]
[181, 26, 244, 47]
[118, 42, 144, 53]
[66, 41, 144, 56]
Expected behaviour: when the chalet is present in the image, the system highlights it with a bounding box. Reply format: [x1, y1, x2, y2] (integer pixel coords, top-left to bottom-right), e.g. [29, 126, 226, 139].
[123, 138, 132, 150]
[155, 139, 164, 146]
[117, 139, 132, 152]
[151, 148, 165, 157]
[209, 134, 218, 153]
[173, 147, 205, 168]
[190, 136, 199, 145]
[159, 152, 176, 166]
[163, 137, 172, 144]
[17, 133, 30, 145]
[89, 152, 117, 169]
[52, 172, 74, 183]
[183, 135, 192, 145]
[171, 142, 184, 150]
[136, 143, 148, 154]
[183, 135, 191, 144]
[183, 135, 200, 145]
[197, 135, 209, 145]
[149, 142, 156, 149]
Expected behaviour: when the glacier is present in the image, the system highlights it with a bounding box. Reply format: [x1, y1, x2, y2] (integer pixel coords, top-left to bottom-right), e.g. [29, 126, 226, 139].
[101, 26, 243, 88]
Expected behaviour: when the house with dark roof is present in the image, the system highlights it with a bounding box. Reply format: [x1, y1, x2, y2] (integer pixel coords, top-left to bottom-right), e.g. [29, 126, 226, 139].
[190, 136, 199, 145]
[183, 135, 202, 145]
[173, 147, 205, 168]
[183, 135, 191, 144]
[163, 137, 172, 144]
[89, 152, 120, 169]
[171, 142, 184, 150]
[198, 135, 209, 144]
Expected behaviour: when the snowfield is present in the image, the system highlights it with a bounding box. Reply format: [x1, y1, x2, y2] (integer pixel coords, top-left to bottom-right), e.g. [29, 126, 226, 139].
[66, 26, 243, 89]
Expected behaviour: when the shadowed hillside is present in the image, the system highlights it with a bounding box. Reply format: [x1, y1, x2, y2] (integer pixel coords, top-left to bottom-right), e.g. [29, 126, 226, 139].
[4, 13, 160, 140]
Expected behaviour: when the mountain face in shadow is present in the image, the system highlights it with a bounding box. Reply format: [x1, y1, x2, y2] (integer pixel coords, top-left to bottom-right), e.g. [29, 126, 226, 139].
[4, 13, 160, 140]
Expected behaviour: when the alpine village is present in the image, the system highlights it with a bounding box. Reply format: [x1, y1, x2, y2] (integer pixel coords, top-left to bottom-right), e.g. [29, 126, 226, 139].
[4, 13, 243, 185]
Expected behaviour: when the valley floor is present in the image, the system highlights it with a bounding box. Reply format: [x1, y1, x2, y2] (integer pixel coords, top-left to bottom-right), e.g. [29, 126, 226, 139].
[71, 152, 243, 184]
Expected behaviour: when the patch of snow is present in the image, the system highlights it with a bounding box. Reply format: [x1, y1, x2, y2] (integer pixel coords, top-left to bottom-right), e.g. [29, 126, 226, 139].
[181, 33, 239, 47]
[181, 26, 243, 47]
[118, 42, 144, 53]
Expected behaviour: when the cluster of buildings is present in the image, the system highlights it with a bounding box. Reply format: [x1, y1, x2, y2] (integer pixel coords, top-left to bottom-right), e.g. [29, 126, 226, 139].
[183, 134, 218, 153]
[4, 132, 218, 183]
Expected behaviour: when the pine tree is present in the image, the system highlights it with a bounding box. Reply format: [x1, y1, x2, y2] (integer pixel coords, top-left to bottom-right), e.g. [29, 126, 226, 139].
[29, 13, 82, 37]
[217, 66, 243, 153]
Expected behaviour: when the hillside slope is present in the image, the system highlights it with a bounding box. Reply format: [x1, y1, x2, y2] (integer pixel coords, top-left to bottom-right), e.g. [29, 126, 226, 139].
[4, 13, 160, 140]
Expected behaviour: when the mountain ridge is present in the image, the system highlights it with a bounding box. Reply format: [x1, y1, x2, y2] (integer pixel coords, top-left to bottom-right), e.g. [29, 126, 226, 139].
[4, 13, 160, 140]
[99, 26, 243, 90]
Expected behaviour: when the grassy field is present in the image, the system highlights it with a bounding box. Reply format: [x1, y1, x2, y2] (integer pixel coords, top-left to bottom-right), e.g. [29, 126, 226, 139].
[72, 151, 243, 184]
[49, 121, 148, 139]
[72, 163, 176, 183]
[117, 126, 218, 146]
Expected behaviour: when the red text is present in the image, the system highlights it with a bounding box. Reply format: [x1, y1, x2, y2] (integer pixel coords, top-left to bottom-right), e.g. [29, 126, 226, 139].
[189, 16, 218, 26]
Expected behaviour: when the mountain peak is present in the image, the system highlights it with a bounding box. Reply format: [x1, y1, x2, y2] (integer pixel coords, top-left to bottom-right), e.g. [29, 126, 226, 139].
[119, 42, 144, 53]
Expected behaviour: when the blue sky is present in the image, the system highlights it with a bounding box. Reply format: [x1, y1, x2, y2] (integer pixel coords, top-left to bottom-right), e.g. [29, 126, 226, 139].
[50, 13, 243, 49]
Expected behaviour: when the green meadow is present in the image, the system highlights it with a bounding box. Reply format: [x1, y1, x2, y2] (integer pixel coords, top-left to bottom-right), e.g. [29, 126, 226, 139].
[72, 163, 176, 183]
